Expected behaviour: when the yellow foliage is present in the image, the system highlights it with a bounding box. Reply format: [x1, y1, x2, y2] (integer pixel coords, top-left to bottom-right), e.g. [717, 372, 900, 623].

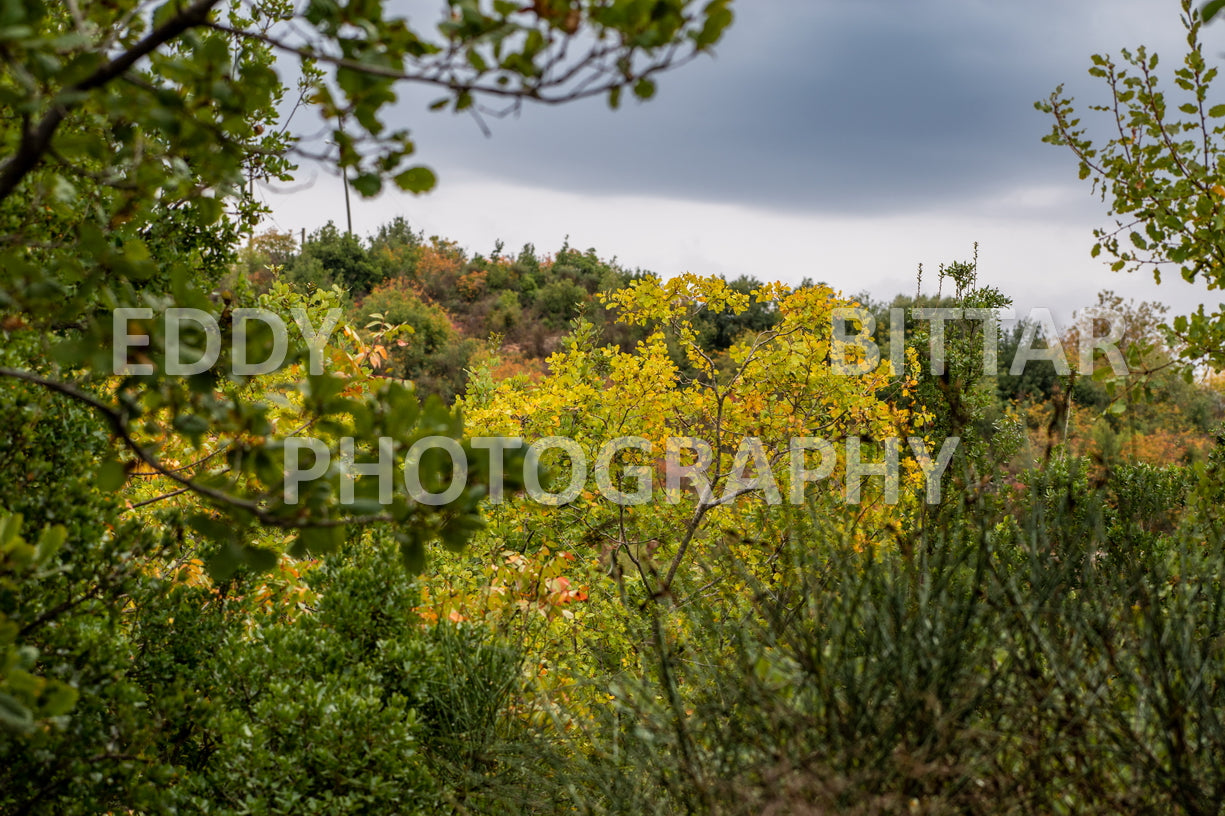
[433, 275, 929, 718]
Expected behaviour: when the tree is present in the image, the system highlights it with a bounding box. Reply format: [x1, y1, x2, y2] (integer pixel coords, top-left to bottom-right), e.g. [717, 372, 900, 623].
[433, 274, 931, 723]
[359, 277, 477, 400]
[1038, 0, 1225, 365]
[289, 221, 383, 296]
[0, 0, 736, 559]
[0, 1, 735, 794]
[230, 229, 299, 293]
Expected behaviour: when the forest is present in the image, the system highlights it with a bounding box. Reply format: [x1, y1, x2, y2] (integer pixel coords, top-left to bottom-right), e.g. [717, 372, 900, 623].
[4, 0, 1225, 814]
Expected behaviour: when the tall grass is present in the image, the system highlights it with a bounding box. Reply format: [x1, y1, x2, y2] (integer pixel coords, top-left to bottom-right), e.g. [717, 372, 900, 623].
[526, 458, 1225, 815]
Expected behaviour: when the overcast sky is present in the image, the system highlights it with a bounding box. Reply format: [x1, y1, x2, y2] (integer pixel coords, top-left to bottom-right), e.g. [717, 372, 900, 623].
[261, 0, 1225, 325]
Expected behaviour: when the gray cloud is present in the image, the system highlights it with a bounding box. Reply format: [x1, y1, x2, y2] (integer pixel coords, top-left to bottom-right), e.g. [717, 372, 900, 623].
[377, 0, 1204, 216]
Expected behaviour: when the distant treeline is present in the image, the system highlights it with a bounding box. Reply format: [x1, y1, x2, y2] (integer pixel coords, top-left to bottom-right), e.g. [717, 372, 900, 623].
[231, 220, 1224, 471]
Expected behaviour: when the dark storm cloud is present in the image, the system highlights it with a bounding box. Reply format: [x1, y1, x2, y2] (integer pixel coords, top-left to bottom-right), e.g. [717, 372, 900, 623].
[386, 0, 1197, 215]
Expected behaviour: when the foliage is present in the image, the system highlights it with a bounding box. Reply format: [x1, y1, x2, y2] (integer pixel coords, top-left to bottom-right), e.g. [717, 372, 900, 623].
[1, 517, 534, 814]
[431, 273, 939, 745]
[231, 229, 299, 293]
[0, 0, 736, 563]
[0, 378, 178, 812]
[0, 511, 75, 736]
[994, 290, 1223, 470]
[1039, 0, 1225, 365]
[530, 454, 1225, 815]
[288, 222, 382, 297]
[358, 277, 478, 400]
[13, 1, 1225, 812]
[0, 4, 737, 803]
[864, 252, 1014, 467]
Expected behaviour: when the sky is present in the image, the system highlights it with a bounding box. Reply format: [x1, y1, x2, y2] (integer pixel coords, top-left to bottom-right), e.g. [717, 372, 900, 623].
[260, 0, 1225, 327]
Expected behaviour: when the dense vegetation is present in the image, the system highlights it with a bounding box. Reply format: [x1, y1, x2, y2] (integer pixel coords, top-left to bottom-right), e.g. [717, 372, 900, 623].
[4, 1, 1225, 814]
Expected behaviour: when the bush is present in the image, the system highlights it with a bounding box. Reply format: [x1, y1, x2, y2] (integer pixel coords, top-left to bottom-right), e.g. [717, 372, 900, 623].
[139, 541, 450, 814]
[532, 459, 1225, 815]
[533, 279, 587, 329]
[0, 390, 531, 815]
[358, 279, 476, 400]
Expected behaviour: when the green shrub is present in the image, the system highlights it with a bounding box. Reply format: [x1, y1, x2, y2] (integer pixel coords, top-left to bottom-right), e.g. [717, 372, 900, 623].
[535, 458, 1225, 816]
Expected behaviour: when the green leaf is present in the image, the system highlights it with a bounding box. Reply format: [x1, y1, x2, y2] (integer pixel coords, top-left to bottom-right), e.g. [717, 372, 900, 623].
[50, 337, 94, 367]
[0, 692, 34, 734]
[196, 196, 223, 224]
[187, 513, 234, 545]
[205, 545, 242, 582]
[0, 512, 22, 549]
[296, 524, 344, 556]
[695, 1, 733, 48]
[96, 460, 128, 492]
[439, 514, 484, 553]
[242, 545, 280, 572]
[172, 413, 209, 439]
[306, 372, 345, 407]
[396, 532, 427, 574]
[41, 683, 78, 718]
[35, 525, 67, 564]
[1204, 0, 1225, 22]
[350, 173, 382, 197]
[393, 166, 437, 194]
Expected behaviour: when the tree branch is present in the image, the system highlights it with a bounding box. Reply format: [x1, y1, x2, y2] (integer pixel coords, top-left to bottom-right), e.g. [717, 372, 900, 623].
[0, 367, 389, 528]
[0, 0, 222, 203]
[207, 19, 697, 105]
